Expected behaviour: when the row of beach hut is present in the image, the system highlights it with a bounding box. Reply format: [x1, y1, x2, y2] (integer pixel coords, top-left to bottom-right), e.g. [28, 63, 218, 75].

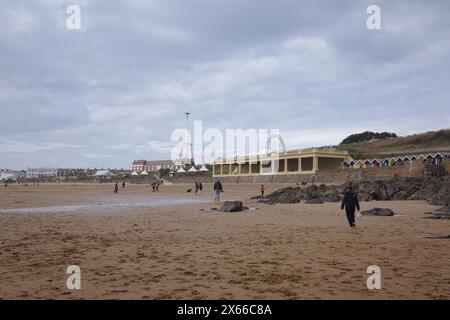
[342, 153, 447, 169]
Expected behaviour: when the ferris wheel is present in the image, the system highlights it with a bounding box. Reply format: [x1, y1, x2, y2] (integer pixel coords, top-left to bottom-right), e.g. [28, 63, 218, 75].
[266, 134, 286, 154]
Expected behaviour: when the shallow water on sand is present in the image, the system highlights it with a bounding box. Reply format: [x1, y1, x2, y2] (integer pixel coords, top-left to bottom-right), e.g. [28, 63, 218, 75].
[0, 196, 212, 214]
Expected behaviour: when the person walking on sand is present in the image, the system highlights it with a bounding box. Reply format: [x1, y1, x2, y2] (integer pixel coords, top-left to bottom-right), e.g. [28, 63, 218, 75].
[260, 184, 265, 199]
[122, 182, 126, 189]
[199, 182, 203, 194]
[113, 182, 119, 194]
[194, 182, 199, 195]
[213, 178, 223, 202]
[340, 185, 360, 228]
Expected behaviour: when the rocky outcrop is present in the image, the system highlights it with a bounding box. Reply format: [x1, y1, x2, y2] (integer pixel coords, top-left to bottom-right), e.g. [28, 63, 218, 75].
[258, 176, 450, 205]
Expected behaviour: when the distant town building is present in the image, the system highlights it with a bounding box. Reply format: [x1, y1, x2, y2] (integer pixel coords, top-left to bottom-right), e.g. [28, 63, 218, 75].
[0, 173, 17, 181]
[132, 160, 147, 173]
[57, 168, 96, 177]
[26, 168, 58, 179]
[94, 170, 113, 179]
[14, 170, 27, 179]
[0, 169, 26, 180]
[131, 160, 180, 173]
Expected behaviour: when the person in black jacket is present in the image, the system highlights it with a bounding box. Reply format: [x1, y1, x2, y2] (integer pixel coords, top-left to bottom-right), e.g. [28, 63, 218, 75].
[194, 182, 199, 195]
[213, 179, 223, 201]
[341, 185, 360, 228]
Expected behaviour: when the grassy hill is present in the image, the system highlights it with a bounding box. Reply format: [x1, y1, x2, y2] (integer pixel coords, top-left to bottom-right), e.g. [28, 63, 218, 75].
[335, 129, 450, 159]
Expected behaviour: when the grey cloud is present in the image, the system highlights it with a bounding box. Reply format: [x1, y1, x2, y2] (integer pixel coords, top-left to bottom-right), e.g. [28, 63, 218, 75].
[0, 0, 449, 169]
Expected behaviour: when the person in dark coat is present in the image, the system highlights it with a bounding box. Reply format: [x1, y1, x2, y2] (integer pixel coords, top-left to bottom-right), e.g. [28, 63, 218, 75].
[213, 179, 223, 201]
[341, 185, 360, 228]
[113, 182, 119, 194]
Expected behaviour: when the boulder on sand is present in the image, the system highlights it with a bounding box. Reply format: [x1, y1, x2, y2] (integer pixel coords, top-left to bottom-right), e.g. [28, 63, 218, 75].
[360, 208, 395, 216]
[219, 201, 244, 212]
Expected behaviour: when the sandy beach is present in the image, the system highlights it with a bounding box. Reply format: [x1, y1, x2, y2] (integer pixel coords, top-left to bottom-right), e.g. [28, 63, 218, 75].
[0, 182, 449, 299]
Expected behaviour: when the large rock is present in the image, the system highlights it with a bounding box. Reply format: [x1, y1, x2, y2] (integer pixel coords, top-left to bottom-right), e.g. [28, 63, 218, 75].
[219, 201, 244, 212]
[360, 208, 395, 216]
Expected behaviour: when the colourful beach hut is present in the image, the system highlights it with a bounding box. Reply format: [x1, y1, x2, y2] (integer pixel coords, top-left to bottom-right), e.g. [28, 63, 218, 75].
[354, 160, 363, 169]
[425, 154, 434, 163]
[348, 160, 355, 168]
[342, 160, 351, 169]
[434, 153, 444, 165]
[418, 154, 425, 162]
[381, 159, 390, 167]
[371, 159, 381, 168]
[409, 155, 418, 161]
[396, 157, 404, 165]
[389, 158, 397, 166]
[363, 160, 372, 168]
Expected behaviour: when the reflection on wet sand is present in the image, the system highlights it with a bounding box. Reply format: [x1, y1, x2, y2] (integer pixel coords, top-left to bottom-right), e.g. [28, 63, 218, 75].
[0, 196, 211, 214]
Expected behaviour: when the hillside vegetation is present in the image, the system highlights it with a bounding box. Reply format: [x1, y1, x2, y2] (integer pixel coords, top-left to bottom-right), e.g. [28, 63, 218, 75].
[340, 131, 397, 145]
[336, 129, 450, 159]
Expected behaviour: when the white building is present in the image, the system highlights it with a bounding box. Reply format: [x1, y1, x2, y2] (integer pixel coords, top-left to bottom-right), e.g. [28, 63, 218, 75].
[94, 170, 112, 178]
[0, 173, 17, 181]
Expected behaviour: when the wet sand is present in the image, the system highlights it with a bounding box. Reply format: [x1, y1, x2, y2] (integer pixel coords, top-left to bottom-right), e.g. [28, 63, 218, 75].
[0, 183, 449, 299]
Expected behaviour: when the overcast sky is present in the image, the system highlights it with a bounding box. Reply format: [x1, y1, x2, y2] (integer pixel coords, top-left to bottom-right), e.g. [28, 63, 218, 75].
[1, 0, 449, 169]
